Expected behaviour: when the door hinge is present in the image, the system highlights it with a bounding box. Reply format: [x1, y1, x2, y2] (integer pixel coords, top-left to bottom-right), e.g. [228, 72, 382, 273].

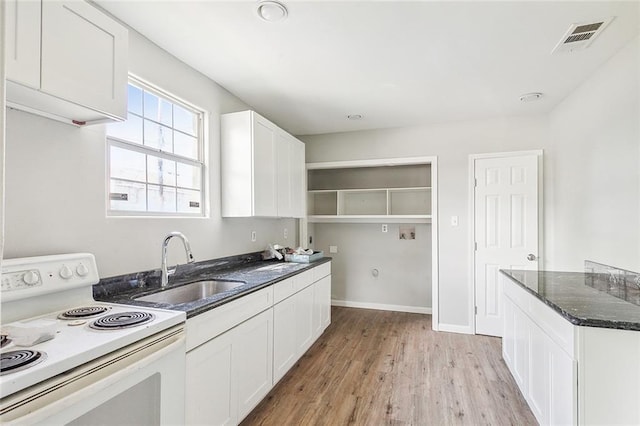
[474, 178, 478, 187]
[474, 242, 478, 251]
[474, 306, 478, 315]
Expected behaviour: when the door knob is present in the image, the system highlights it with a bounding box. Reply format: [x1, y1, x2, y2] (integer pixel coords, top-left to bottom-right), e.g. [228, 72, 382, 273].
[527, 254, 537, 261]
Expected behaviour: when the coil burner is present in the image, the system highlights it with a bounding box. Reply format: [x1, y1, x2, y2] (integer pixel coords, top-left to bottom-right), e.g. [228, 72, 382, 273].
[89, 312, 155, 330]
[58, 306, 112, 320]
[0, 350, 47, 375]
[0, 335, 11, 348]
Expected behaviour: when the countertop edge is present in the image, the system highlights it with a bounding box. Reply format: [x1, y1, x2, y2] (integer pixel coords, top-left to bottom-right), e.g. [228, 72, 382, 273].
[96, 257, 332, 318]
[499, 269, 640, 332]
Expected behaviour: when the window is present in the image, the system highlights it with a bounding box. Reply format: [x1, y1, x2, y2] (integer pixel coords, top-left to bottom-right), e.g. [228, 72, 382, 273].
[106, 78, 205, 216]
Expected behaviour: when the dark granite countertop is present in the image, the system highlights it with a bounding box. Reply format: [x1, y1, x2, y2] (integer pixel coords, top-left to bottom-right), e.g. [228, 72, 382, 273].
[500, 267, 640, 331]
[94, 252, 331, 318]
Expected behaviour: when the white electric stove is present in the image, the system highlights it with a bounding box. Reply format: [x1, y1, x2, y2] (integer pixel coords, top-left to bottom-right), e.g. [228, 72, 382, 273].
[0, 254, 186, 424]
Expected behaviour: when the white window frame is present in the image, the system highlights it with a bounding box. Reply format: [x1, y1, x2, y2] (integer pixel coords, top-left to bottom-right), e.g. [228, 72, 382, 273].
[106, 76, 207, 218]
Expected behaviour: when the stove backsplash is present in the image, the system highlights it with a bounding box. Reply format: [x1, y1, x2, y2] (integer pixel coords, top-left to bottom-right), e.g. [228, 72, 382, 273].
[585, 260, 640, 307]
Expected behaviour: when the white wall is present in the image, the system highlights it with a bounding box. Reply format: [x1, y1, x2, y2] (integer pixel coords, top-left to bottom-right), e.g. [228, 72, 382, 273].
[301, 115, 549, 329]
[3, 29, 297, 278]
[0, 2, 5, 266]
[301, 35, 640, 331]
[546, 35, 640, 272]
[315, 223, 431, 313]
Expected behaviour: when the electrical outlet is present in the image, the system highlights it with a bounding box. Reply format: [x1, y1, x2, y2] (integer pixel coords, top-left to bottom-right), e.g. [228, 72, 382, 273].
[284, 228, 288, 239]
[329, 245, 338, 253]
[251, 231, 257, 242]
[381, 224, 388, 233]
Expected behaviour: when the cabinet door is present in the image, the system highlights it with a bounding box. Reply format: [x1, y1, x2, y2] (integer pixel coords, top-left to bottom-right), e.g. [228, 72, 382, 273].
[290, 138, 306, 218]
[40, 1, 127, 120]
[512, 304, 530, 391]
[5, 0, 40, 88]
[502, 296, 515, 369]
[296, 284, 315, 354]
[548, 338, 576, 426]
[273, 296, 298, 384]
[276, 131, 292, 217]
[527, 322, 548, 423]
[252, 117, 278, 217]
[186, 330, 237, 426]
[234, 309, 274, 421]
[318, 275, 332, 330]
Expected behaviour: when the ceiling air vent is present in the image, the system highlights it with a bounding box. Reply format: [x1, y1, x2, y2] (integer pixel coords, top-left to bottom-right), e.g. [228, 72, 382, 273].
[552, 18, 614, 54]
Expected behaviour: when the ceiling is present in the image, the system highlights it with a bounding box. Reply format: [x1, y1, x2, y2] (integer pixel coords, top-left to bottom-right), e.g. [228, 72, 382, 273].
[96, 1, 639, 136]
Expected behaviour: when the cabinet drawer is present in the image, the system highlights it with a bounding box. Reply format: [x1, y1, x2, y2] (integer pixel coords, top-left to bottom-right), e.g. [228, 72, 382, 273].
[294, 270, 314, 292]
[312, 262, 331, 282]
[273, 277, 296, 304]
[186, 286, 273, 351]
[504, 278, 574, 357]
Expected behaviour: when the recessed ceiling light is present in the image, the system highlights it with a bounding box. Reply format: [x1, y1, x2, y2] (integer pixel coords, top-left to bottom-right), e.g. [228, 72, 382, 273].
[347, 114, 362, 120]
[519, 92, 544, 102]
[257, 1, 288, 22]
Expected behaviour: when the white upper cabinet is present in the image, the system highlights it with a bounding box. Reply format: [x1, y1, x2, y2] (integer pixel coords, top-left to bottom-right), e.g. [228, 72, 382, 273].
[5, 0, 41, 89]
[221, 110, 305, 218]
[5, 0, 128, 125]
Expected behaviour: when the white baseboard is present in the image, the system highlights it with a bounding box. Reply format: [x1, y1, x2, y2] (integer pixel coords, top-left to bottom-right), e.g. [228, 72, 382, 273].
[437, 323, 473, 335]
[331, 299, 432, 315]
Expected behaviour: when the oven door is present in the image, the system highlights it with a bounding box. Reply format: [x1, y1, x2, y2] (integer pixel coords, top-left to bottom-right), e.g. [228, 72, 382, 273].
[0, 326, 185, 425]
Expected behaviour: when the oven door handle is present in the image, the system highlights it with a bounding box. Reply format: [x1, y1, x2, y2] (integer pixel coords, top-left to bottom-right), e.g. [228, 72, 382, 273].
[4, 331, 186, 425]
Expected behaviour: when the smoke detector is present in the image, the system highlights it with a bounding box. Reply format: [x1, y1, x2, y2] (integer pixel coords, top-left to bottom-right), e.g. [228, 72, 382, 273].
[257, 1, 288, 22]
[552, 18, 613, 54]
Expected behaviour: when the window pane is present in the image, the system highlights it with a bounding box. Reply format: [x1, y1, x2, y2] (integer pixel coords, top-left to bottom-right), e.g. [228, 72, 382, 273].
[110, 146, 146, 182]
[144, 120, 173, 151]
[144, 91, 172, 126]
[107, 113, 143, 144]
[174, 104, 197, 136]
[110, 179, 146, 211]
[177, 188, 201, 213]
[177, 163, 201, 190]
[147, 156, 176, 187]
[148, 185, 177, 213]
[174, 131, 198, 160]
[128, 85, 143, 115]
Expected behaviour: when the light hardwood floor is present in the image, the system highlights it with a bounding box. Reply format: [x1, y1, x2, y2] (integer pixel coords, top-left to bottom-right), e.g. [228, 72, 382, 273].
[241, 307, 536, 426]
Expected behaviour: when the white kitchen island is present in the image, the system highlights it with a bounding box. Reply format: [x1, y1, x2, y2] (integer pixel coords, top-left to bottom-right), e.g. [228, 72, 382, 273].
[500, 267, 640, 425]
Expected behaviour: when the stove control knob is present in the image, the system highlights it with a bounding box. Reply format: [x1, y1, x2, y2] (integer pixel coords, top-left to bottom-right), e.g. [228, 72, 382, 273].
[59, 265, 73, 279]
[76, 263, 89, 277]
[23, 271, 40, 286]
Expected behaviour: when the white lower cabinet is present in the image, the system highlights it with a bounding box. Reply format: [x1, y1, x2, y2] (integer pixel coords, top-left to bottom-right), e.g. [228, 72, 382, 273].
[273, 265, 332, 385]
[186, 309, 272, 425]
[273, 295, 298, 383]
[186, 330, 236, 426]
[296, 284, 315, 354]
[235, 309, 274, 420]
[502, 278, 578, 425]
[186, 262, 332, 425]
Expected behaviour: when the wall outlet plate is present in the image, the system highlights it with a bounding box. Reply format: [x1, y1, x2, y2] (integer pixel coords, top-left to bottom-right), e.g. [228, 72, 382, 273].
[251, 231, 257, 242]
[382, 224, 388, 233]
[329, 245, 338, 253]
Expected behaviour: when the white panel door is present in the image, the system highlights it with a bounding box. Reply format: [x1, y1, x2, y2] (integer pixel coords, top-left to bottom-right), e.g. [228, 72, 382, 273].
[474, 153, 539, 336]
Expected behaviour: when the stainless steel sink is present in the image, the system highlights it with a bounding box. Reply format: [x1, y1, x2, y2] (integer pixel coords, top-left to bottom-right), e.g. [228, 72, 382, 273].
[135, 280, 245, 305]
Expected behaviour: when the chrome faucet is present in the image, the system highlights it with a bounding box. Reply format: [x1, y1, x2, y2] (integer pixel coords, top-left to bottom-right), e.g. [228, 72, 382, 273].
[161, 231, 195, 288]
